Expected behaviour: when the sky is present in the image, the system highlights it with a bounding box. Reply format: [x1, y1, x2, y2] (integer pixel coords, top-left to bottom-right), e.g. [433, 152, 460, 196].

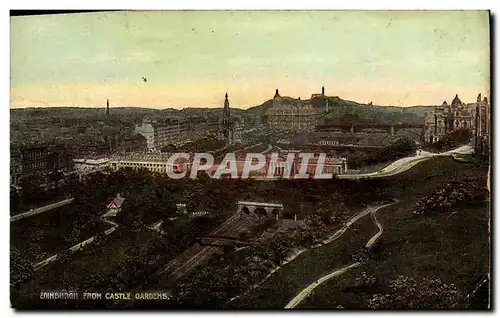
[10, 10, 490, 109]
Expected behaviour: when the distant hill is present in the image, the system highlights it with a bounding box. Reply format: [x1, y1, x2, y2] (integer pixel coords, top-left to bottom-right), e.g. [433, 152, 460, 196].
[10, 106, 247, 124]
[247, 96, 433, 125]
[11, 98, 433, 125]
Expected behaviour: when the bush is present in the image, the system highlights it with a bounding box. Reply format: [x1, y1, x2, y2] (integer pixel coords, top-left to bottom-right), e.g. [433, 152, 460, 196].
[430, 128, 472, 152]
[349, 136, 417, 169]
[412, 177, 488, 216]
[368, 275, 462, 308]
[10, 247, 33, 287]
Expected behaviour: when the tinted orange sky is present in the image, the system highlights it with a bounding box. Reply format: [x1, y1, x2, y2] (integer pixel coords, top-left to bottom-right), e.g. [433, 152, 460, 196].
[10, 11, 490, 109]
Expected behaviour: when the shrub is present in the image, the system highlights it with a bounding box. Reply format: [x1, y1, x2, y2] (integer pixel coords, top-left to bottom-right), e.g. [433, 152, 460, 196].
[368, 275, 462, 309]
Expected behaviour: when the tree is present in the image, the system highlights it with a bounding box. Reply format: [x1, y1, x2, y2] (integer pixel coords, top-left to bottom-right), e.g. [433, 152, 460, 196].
[49, 170, 64, 192]
[10, 247, 33, 288]
[368, 275, 462, 309]
[430, 128, 472, 151]
[64, 228, 81, 246]
[10, 186, 20, 213]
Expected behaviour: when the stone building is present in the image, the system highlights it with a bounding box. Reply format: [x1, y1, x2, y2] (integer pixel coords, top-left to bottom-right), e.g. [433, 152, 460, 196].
[424, 94, 487, 144]
[219, 93, 235, 143]
[473, 93, 491, 157]
[117, 134, 148, 153]
[18, 144, 73, 176]
[265, 89, 317, 133]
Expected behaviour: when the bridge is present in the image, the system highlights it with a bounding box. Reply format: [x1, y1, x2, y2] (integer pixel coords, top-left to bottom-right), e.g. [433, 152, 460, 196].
[316, 123, 424, 135]
[237, 201, 284, 220]
[158, 201, 285, 284]
[276, 143, 384, 152]
[195, 235, 251, 247]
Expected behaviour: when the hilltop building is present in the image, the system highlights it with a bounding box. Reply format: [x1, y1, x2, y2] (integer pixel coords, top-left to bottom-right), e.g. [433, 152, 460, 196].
[265, 89, 317, 133]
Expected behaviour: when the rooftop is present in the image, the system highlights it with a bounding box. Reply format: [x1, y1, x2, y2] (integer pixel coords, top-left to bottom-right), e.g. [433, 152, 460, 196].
[74, 158, 110, 165]
[237, 201, 283, 208]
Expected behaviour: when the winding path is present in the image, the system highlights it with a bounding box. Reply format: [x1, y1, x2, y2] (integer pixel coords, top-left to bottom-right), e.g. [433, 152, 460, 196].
[337, 144, 473, 180]
[365, 207, 383, 248]
[32, 208, 119, 271]
[226, 201, 397, 307]
[284, 262, 361, 309]
[284, 200, 397, 309]
[11, 198, 74, 222]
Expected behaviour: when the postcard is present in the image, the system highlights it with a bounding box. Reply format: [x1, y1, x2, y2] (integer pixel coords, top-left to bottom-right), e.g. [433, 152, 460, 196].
[10, 10, 491, 309]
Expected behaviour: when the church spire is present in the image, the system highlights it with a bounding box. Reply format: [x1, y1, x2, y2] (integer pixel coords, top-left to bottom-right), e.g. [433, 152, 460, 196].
[222, 93, 231, 141]
[224, 93, 230, 113]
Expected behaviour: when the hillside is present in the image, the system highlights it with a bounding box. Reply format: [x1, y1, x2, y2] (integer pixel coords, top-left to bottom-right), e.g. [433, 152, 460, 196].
[10, 107, 247, 123]
[11, 96, 431, 126]
[247, 96, 432, 125]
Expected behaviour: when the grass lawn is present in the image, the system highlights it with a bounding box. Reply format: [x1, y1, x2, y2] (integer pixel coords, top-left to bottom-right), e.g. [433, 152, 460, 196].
[297, 202, 489, 309]
[228, 213, 378, 308]
[228, 156, 490, 309]
[11, 229, 160, 308]
[11, 204, 111, 263]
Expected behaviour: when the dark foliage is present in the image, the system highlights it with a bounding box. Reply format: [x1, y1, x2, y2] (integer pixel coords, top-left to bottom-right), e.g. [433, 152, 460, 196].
[429, 128, 472, 152]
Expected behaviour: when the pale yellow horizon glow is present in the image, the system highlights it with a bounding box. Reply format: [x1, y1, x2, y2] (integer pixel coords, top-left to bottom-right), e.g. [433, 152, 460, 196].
[10, 11, 490, 109]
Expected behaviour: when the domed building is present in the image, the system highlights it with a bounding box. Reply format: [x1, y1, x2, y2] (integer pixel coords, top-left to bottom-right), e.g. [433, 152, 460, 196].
[424, 93, 488, 144]
[265, 89, 317, 133]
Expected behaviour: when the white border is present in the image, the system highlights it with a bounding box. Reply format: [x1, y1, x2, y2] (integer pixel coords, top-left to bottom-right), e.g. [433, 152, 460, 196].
[3, 1, 499, 317]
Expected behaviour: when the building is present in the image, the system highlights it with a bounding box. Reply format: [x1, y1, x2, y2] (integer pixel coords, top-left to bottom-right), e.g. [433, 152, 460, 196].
[265, 89, 317, 133]
[424, 94, 487, 144]
[79, 141, 112, 157]
[73, 158, 111, 175]
[21, 145, 49, 175]
[47, 144, 74, 172]
[473, 93, 491, 157]
[206, 152, 348, 178]
[134, 120, 156, 151]
[117, 134, 148, 153]
[10, 143, 75, 186]
[106, 193, 125, 215]
[109, 155, 190, 174]
[135, 118, 219, 151]
[10, 146, 22, 185]
[297, 155, 348, 176]
[310, 86, 330, 113]
[220, 93, 235, 143]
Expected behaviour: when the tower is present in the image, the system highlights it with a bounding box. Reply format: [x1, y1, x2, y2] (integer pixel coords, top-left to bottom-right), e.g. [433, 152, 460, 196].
[106, 99, 110, 117]
[322, 86, 325, 96]
[274, 89, 280, 98]
[222, 93, 232, 142]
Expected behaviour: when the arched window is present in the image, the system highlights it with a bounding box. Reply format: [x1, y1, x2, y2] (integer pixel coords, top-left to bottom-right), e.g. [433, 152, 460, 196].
[254, 207, 268, 218]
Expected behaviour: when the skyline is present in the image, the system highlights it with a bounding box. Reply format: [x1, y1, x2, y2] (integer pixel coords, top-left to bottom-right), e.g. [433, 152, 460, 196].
[11, 10, 490, 109]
